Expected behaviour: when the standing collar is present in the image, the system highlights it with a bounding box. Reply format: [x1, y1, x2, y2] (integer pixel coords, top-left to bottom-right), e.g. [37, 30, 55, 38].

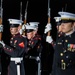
[65, 30, 74, 36]
[12, 33, 20, 38]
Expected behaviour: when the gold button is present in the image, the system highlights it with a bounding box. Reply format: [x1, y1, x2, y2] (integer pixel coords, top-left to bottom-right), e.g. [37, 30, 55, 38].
[65, 40, 68, 42]
[29, 44, 30, 45]
[10, 41, 12, 43]
[11, 38, 13, 40]
[7, 48, 9, 50]
[61, 59, 64, 62]
[60, 53, 63, 56]
[14, 46, 16, 47]
[10, 49, 11, 50]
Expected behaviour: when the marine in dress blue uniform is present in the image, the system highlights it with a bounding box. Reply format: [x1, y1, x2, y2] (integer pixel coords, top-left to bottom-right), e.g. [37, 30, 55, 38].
[0, 19, 27, 75]
[51, 11, 75, 75]
[24, 23, 42, 75]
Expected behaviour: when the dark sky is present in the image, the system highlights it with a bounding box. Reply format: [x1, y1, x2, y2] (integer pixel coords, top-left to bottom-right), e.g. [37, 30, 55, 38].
[1, 0, 75, 74]
[1, 0, 75, 42]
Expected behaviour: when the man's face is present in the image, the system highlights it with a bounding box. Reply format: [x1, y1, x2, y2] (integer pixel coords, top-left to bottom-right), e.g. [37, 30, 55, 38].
[18, 25, 22, 31]
[33, 30, 38, 35]
[56, 25, 62, 32]
[10, 27, 18, 35]
[61, 22, 74, 33]
[26, 31, 34, 40]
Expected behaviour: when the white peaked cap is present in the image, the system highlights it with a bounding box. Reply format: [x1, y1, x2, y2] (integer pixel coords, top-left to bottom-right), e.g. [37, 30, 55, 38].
[54, 17, 61, 22]
[8, 19, 23, 25]
[29, 22, 39, 27]
[25, 23, 35, 30]
[29, 22, 39, 30]
[58, 11, 75, 20]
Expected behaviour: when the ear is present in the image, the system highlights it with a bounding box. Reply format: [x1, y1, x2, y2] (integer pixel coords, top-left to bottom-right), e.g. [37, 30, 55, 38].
[72, 22, 75, 31]
[73, 22, 75, 26]
[18, 26, 21, 30]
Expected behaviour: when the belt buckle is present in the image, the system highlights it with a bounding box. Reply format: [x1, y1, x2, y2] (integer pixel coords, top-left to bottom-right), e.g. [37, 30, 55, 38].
[61, 62, 66, 70]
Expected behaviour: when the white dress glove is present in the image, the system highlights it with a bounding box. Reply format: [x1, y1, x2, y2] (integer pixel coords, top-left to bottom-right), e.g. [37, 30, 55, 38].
[22, 24, 26, 30]
[46, 36, 53, 43]
[0, 41, 5, 47]
[44, 23, 52, 34]
[19, 24, 26, 35]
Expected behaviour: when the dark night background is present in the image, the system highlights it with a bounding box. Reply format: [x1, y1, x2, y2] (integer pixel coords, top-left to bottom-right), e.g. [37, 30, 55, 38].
[1, 0, 75, 75]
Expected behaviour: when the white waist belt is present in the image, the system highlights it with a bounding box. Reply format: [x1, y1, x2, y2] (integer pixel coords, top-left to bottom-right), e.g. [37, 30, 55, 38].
[10, 57, 23, 64]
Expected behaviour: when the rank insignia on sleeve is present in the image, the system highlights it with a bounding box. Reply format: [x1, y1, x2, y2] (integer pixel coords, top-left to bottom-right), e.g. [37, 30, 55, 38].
[19, 42, 24, 48]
